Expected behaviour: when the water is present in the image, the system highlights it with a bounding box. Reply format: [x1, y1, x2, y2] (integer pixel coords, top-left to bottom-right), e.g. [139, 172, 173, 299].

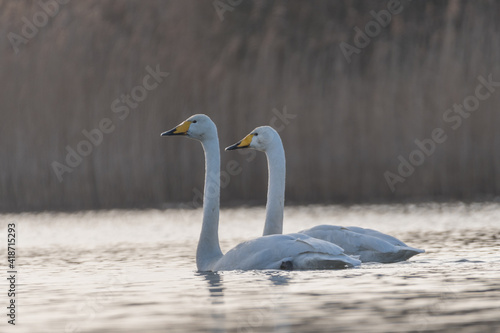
[1, 203, 500, 333]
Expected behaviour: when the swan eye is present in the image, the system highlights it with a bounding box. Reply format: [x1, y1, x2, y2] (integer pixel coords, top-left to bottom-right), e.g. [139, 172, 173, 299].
[254, 133, 258, 136]
[192, 120, 197, 123]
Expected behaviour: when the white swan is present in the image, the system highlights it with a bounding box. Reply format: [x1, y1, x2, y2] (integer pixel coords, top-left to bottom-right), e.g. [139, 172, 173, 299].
[161, 114, 361, 271]
[226, 126, 424, 263]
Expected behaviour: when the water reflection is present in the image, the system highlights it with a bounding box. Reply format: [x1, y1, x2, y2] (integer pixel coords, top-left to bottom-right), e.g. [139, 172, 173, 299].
[264, 272, 292, 333]
[199, 271, 225, 297]
[198, 271, 226, 333]
[266, 271, 292, 286]
[4, 204, 500, 332]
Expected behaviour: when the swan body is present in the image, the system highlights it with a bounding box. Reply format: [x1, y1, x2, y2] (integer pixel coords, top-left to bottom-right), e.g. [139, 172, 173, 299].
[161, 115, 361, 271]
[226, 126, 424, 263]
[299, 225, 424, 263]
[213, 233, 360, 270]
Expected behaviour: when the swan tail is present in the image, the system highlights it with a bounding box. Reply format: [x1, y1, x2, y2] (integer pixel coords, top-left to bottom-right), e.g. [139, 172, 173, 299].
[292, 253, 361, 270]
[360, 246, 425, 263]
[395, 246, 425, 261]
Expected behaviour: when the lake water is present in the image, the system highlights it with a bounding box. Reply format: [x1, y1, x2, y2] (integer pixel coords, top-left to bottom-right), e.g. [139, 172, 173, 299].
[1, 203, 500, 333]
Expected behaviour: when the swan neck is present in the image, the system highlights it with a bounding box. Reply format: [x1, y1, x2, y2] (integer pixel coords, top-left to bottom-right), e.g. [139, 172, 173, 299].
[196, 137, 223, 271]
[263, 140, 285, 236]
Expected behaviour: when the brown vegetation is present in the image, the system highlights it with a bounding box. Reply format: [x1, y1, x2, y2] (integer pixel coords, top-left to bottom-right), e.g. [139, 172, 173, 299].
[1, 0, 500, 211]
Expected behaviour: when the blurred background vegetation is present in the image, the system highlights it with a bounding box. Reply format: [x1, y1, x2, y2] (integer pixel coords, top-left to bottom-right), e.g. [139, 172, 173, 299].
[2, 0, 500, 212]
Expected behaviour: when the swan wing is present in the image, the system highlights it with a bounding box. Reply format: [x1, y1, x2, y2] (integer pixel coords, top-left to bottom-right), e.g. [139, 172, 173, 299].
[342, 226, 411, 247]
[300, 225, 424, 263]
[212, 233, 360, 271]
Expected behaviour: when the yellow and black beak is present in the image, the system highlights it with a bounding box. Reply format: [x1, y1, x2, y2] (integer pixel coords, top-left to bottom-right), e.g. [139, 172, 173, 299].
[225, 133, 254, 151]
[161, 121, 192, 136]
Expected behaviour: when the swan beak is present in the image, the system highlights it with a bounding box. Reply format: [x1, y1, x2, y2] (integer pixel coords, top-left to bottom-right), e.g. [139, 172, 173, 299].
[161, 121, 192, 136]
[225, 134, 254, 150]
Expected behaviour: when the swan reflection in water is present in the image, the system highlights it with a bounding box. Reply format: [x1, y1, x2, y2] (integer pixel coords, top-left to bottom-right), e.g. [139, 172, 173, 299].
[197, 271, 293, 333]
[198, 271, 225, 298]
[197, 271, 226, 333]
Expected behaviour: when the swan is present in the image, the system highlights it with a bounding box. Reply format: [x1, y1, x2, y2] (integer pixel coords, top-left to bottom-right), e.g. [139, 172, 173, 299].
[226, 126, 424, 263]
[161, 114, 361, 271]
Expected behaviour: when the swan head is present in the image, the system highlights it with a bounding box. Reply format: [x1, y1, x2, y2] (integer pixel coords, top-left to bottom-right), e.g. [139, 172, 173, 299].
[161, 114, 217, 141]
[225, 126, 279, 152]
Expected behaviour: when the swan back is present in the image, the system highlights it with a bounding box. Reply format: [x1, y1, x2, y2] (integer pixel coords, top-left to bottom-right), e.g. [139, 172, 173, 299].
[300, 225, 425, 263]
[212, 233, 361, 271]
